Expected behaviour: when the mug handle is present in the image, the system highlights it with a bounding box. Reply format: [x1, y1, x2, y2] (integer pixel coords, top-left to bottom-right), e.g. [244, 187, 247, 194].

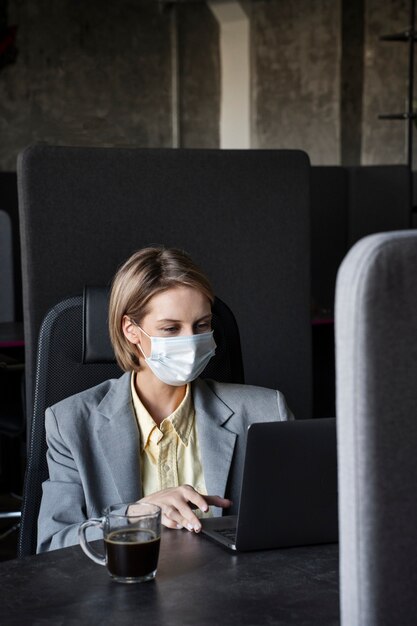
[78, 517, 106, 566]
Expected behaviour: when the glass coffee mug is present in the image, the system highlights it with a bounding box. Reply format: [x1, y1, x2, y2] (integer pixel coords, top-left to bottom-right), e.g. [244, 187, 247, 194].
[79, 502, 161, 583]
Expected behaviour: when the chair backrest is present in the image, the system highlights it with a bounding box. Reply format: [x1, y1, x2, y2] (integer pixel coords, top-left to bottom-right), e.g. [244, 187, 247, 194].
[82, 287, 244, 382]
[18, 290, 244, 557]
[335, 230, 417, 625]
[0, 209, 15, 323]
[18, 145, 312, 425]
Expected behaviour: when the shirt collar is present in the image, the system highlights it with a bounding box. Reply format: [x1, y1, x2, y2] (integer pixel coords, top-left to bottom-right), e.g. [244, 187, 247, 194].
[130, 373, 194, 450]
[169, 384, 194, 446]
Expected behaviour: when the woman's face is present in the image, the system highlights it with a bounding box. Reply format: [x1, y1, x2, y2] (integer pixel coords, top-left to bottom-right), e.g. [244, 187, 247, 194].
[123, 286, 212, 357]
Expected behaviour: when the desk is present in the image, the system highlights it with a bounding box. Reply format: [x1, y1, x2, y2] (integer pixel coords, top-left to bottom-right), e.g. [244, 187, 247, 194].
[0, 529, 339, 625]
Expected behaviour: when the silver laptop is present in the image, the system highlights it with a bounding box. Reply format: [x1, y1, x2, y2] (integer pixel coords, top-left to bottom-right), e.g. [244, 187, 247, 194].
[201, 418, 338, 551]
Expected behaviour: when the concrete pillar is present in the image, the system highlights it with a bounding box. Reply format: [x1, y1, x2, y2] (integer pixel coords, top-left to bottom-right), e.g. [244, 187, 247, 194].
[208, 1, 250, 148]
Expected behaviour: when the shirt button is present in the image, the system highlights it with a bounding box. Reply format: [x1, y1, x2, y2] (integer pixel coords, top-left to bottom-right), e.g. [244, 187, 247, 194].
[164, 463, 170, 472]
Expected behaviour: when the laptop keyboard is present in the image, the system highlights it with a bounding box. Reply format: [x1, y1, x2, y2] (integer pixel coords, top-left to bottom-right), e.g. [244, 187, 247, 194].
[217, 527, 237, 542]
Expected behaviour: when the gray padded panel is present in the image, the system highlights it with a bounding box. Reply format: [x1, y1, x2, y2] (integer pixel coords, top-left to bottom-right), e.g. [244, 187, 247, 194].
[413, 170, 417, 207]
[311, 165, 411, 314]
[0, 210, 14, 322]
[347, 165, 411, 247]
[17, 145, 312, 421]
[0, 172, 22, 321]
[311, 166, 348, 313]
[335, 230, 417, 625]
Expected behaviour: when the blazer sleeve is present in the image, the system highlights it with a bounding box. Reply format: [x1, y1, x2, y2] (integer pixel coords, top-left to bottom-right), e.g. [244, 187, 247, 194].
[276, 389, 295, 421]
[37, 407, 102, 553]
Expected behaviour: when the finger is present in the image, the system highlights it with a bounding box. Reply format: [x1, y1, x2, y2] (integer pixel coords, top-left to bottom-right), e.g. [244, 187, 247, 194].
[173, 501, 203, 532]
[180, 485, 210, 514]
[161, 513, 183, 530]
[162, 504, 188, 528]
[141, 491, 202, 531]
[162, 502, 202, 533]
[204, 496, 233, 508]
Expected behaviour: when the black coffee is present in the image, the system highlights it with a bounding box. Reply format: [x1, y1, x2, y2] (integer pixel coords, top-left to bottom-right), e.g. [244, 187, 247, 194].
[105, 528, 160, 579]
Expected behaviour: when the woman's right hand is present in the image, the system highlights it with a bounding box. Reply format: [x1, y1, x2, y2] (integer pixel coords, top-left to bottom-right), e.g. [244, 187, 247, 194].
[129, 485, 232, 532]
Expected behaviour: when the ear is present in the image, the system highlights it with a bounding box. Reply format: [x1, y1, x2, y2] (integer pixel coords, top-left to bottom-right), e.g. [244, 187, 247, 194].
[122, 316, 141, 346]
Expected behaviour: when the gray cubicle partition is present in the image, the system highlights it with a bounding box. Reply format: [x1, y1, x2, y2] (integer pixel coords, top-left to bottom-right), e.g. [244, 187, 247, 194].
[0, 210, 15, 323]
[0, 172, 22, 321]
[311, 166, 349, 313]
[17, 145, 312, 427]
[336, 231, 417, 626]
[347, 165, 411, 246]
[311, 165, 411, 314]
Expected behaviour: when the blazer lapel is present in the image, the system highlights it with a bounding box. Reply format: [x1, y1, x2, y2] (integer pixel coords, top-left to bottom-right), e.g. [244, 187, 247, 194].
[92, 375, 237, 509]
[193, 379, 237, 501]
[95, 372, 142, 503]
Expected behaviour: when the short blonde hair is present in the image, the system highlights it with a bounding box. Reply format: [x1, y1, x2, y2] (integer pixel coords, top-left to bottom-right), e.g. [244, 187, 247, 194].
[109, 246, 215, 371]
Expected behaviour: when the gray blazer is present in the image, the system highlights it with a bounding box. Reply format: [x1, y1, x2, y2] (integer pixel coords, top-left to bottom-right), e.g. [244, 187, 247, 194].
[37, 372, 292, 552]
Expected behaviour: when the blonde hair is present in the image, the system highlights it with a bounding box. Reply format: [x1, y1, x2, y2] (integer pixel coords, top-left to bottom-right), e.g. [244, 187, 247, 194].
[109, 246, 215, 371]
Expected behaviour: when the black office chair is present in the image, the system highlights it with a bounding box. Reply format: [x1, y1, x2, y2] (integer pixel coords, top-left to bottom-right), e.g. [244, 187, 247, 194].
[18, 287, 244, 557]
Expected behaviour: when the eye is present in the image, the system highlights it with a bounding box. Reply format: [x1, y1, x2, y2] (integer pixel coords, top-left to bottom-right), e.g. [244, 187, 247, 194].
[195, 321, 211, 333]
[162, 326, 179, 334]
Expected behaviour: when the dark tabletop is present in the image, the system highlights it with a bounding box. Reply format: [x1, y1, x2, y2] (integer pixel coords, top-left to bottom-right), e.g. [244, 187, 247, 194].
[0, 529, 339, 625]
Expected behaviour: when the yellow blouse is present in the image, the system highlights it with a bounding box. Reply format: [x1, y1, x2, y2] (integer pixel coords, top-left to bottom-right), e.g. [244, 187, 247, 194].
[130, 373, 211, 516]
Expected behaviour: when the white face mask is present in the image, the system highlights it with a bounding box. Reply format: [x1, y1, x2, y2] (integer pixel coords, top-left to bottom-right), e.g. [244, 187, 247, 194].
[136, 327, 216, 386]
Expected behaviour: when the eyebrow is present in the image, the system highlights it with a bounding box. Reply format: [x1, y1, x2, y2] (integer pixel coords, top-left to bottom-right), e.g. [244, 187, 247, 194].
[156, 314, 212, 323]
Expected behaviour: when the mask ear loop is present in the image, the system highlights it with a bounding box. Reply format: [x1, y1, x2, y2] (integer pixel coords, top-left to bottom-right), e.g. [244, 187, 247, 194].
[136, 341, 147, 360]
[128, 318, 150, 360]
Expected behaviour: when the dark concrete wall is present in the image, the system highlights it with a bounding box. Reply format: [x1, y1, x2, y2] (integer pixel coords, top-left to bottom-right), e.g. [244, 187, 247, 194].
[1, 0, 343, 169]
[341, 0, 364, 165]
[1, 0, 416, 170]
[0, 0, 221, 170]
[0, 1, 174, 170]
[251, 0, 341, 165]
[362, 0, 411, 165]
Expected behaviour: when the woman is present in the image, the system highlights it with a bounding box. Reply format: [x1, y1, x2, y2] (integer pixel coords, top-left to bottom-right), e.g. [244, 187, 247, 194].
[37, 247, 293, 552]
